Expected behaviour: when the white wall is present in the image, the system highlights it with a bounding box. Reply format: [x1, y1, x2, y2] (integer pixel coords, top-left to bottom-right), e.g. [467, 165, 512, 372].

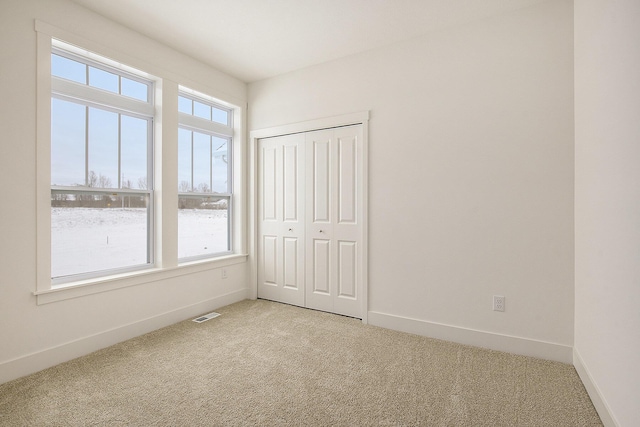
[574, 1, 640, 426]
[3, 2, 636, 422]
[249, 0, 575, 361]
[0, 0, 248, 384]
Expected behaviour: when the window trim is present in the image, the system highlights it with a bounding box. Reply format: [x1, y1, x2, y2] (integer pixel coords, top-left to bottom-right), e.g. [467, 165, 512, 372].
[35, 21, 248, 305]
[37, 254, 248, 304]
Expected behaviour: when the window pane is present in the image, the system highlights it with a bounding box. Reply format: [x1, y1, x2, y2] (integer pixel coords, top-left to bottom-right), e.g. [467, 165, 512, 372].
[88, 107, 118, 188]
[51, 54, 86, 84]
[193, 100, 211, 120]
[121, 115, 148, 189]
[178, 128, 192, 191]
[51, 98, 86, 186]
[212, 136, 229, 193]
[51, 196, 150, 278]
[178, 196, 229, 259]
[192, 131, 211, 192]
[177, 88, 233, 263]
[51, 46, 156, 282]
[178, 96, 192, 114]
[89, 66, 119, 93]
[212, 107, 229, 125]
[121, 77, 148, 102]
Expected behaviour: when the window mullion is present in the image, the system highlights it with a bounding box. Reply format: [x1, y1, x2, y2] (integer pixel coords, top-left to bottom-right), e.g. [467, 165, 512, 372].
[178, 112, 232, 138]
[147, 114, 153, 265]
[84, 105, 89, 186]
[147, 116, 154, 190]
[52, 77, 154, 117]
[190, 131, 194, 192]
[227, 137, 232, 194]
[209, 135, 213, 192]
[117, 114, 122, 189]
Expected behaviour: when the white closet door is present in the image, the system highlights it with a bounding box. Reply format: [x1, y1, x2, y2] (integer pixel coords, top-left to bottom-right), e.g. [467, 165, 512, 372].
[257, 133, 306, 307]
[305, 125, 363, 318]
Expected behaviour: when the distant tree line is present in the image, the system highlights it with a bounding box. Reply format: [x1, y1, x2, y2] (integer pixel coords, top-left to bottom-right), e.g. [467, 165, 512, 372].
[51, 194, 148, 209]
[52, 171, 148, 208]
[178, 180, 228, 210]
[51, 173, 227, 210]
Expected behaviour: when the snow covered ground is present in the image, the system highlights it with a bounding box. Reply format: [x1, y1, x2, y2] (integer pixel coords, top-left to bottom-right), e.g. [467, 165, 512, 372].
[51, 207, 228, 278]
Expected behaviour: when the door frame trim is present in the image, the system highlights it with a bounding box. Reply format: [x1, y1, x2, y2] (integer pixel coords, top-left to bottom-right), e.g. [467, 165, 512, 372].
[249, 111, 370, 323]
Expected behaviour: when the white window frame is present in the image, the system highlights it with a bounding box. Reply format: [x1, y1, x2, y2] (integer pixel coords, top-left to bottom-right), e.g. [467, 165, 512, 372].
[34, 21, 248, 305]
[177, 89, 234, 262]
[48, 42, 156, 284]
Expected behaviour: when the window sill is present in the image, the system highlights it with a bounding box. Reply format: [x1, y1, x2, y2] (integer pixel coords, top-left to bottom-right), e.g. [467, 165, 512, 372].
[34, 253, 248, 305]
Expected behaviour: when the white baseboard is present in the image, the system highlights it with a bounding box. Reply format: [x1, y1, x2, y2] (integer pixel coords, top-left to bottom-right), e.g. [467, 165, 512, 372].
[573, 349, 619, 427]
[367, 311, 573, 363]
[0, 289, 247, 385]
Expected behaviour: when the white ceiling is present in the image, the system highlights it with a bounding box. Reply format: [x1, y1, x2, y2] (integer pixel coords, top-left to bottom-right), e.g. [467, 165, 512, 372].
[70, 0, 550, 83]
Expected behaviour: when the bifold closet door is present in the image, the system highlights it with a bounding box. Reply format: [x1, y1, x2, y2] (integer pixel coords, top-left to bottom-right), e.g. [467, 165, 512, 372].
[257, 133, 306, 307]
[305, 125, 362, 318]
[257, 124, 363, 319]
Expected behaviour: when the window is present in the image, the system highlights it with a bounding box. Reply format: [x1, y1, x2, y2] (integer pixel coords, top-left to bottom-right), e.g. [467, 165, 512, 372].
[36, 25, 246, 302]
[178, 91, 233, 260]
[50, 44, 155, 282]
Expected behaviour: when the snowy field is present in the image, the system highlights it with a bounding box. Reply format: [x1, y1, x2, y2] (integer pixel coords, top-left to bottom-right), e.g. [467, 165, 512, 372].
[51, 207, 228, 278]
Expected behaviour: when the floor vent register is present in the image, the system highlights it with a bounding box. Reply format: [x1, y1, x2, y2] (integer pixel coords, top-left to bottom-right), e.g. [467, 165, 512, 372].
[192, 312, 221, 323]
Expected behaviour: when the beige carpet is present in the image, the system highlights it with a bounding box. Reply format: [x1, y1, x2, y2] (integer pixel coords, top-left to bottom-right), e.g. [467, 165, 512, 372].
[0, 299, 602, 426]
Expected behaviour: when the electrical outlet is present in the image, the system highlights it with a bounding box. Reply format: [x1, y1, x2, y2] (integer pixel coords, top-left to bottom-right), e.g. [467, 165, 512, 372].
[221, 268, 228, 279]
[493, 295, 505, 312]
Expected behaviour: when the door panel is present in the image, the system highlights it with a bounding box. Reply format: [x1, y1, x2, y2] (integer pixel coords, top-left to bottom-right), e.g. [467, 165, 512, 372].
[338, 135, 357, 224]
[262, 146, 277, 221]
[312, 239, 331, 294]
[283, 144, 299, 222]
[283, 237, 300, 290]
[313, 138, 331, 223]
[257, 133, 305, 307]
[338, 240, 357, 298]
[262, 235, 278, 285]
[332, 126, 363, 317]
[305, 125, 362, 317]
[306, 129, 335, 312]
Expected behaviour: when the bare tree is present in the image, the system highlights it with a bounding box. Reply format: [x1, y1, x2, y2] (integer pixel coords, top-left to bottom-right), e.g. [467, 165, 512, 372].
[98, 174, 112, 188]
[196, 182, 210, 193]
[86, 171, 112, 188]
[179, 180, 191, 193]
[137, 176, 148, 190]
[82, 171, 114, 205]
[87, 171, 98, 187]
[79, 171, 99, 203]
